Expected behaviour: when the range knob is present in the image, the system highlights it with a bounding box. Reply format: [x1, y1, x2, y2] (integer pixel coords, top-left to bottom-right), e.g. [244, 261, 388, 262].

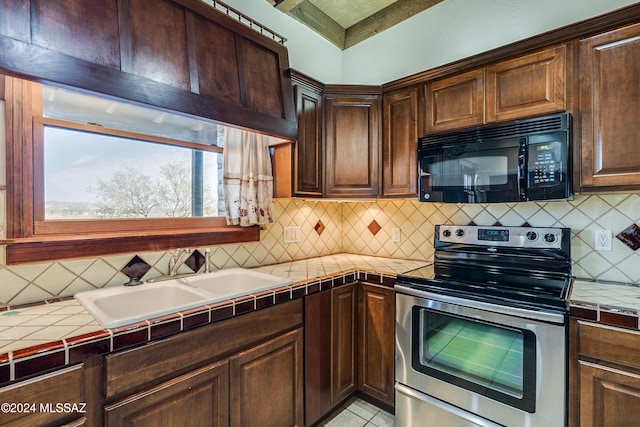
[544, 233, 557, 243]
[525, 231, 538, 241]
[442, 229, 452, 238]
[455, 229, 465, 237]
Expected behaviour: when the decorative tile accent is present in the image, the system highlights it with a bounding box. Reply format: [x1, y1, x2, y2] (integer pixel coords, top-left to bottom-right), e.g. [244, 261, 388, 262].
[120, 255, 151, 285]
[112, 325, 148, 351]
[600, 308, 638, 329]
[149, 314, 182, 340]
[185, 249, 206, 272]
[314, 220, 326, 236]
[66, 331, 111, 364]
[182, 307, 210, 330]
[14, 348, 65, 381]
[367, 220, 382, 236]
[616, 223, 640, 251]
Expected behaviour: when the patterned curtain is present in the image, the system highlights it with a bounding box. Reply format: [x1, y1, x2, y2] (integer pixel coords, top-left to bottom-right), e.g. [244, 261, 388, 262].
[222, 127, 274, 226]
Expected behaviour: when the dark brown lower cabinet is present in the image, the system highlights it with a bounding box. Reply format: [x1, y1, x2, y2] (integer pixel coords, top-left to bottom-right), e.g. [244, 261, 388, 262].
[578, 361, 640, 427]
[0, 364, 85, 427]
[358, 284, 395, 406]
[104, 361, 230, 427]
[305, 289, 333, 425]
[105, 328, 304, 427]
[305, 282, 395, 426]
[570, 319, 640, 427]
[230, 328, 304, 427]
[101, 302, 303, 427]
[332, 283, 358, 405]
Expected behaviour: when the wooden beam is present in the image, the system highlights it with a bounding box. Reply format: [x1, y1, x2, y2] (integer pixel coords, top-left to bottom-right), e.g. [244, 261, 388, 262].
[274, 0, 304, 14]
[345, 0, 444, 49]
[286, 1, 345, 49]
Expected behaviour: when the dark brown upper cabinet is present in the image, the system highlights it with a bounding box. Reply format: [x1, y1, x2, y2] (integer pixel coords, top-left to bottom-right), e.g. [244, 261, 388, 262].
[324, 87, 381, 198]
[120, 0, 191, 91]
[424, 68, 485, 133]
[486, 44, 566, 122]
[291, 72, 324, 197]
[32, 0, 121, 68]
[423, 44, 567, 133]
[382, 86, 418, 197]
[0, 0, 296, 139]
[578, 22, 640, 191]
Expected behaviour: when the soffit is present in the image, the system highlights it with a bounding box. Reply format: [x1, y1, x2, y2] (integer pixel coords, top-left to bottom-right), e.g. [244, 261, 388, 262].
[267, 0, 444, 49]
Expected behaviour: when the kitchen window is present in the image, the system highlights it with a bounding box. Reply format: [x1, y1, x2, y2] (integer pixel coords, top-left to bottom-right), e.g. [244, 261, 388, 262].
[3, 77, 259, 264]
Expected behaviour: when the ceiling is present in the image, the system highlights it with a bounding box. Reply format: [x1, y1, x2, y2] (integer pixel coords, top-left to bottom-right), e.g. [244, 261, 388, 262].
[267, 0, 444, 50]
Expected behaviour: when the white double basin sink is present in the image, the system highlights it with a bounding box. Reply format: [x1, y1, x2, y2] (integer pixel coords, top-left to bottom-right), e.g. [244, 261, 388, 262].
[74, 268, 293, 329]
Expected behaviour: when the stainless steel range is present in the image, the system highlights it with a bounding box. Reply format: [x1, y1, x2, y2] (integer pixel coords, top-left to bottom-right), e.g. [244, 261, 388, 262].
[395, 224, 572, 427]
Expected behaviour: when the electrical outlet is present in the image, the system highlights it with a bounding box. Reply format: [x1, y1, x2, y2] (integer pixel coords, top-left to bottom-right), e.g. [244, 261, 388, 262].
[594, 229, 612, 251]
[392, 228, 401, 243]
[283, 226, 300, 244]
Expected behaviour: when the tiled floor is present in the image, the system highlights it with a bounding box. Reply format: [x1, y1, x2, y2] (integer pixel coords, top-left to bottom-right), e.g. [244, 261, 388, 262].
[319, 397, 395, 427]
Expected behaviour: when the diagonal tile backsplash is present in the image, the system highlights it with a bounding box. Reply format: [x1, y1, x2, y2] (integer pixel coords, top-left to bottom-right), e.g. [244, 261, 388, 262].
[2, 193, 640, 306]
[341, 194, 640, 284]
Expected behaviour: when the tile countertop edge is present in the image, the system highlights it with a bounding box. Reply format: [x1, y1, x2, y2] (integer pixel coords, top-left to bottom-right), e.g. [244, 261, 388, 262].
[569, 278, 640, 331]
[5, 259, 640, 385]
[0, 254, 429, 386]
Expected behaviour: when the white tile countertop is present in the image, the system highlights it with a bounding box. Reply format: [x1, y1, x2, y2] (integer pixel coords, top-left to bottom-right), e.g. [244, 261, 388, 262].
[571, 279, 640, 311]
[570, 278, 640, 329]
[0, 254, 428, 376]
[4, 254, 639, 384]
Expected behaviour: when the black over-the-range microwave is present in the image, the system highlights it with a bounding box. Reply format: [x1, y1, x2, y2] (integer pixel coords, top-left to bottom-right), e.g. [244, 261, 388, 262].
[418, 113, 571, 203]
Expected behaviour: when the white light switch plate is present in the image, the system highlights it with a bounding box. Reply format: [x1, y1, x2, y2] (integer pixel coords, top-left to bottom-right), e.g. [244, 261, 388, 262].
[284, 226, 301, 243]
[392, 228, 401, 243]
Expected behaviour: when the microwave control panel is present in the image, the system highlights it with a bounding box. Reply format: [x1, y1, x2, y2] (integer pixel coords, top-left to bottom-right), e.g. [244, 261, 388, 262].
[528, 141, 562, 187]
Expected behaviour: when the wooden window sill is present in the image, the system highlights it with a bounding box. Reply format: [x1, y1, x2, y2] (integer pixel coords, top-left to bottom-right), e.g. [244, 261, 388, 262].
[1, 227, 260, 265]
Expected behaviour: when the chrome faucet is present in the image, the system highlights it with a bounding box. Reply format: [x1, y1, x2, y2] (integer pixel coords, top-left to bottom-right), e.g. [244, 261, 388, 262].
[204, 248, 211, 273]
[169, 248, 191, 276]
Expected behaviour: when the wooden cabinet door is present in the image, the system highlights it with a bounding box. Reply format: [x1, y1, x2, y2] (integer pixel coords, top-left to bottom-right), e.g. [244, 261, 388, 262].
[331, 283, 358, 404]
[0, 364, 85, 427]
[424, 68, 485, 133]
[486, 45, 566, 122]
[579, 23, 640, 190]
[304, 290, 333, 425]
[230, 328, 304, 427]
[579, 361, 640, 427]
[294, 84, 323, 197]
[325, 95, 380, 197]
[358, 284, 395, 406]
[105, 360, 229, 427]
[382, 86, 418, 197]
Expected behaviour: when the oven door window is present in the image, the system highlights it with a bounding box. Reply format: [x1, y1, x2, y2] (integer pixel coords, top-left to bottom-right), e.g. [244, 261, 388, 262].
[412, 308, 536, 413]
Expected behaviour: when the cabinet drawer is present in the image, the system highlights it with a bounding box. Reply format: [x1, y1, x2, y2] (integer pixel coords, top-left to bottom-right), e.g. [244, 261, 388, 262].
[105, 300, 303, 398]
[0, 364, 84, 427]
[578, 321, 640, 369]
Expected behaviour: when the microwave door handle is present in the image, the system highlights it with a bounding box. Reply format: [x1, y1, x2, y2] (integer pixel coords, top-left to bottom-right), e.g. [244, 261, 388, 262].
[518, 155, 526, 200]
[518, 139, 527, 200]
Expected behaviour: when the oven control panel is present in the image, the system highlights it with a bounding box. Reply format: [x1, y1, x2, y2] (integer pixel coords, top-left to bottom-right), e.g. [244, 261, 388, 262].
[437, 225, 567, 249]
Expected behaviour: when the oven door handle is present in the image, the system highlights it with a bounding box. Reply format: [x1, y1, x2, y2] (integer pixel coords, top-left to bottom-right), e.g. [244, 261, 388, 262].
[395, 383, 504, 427]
